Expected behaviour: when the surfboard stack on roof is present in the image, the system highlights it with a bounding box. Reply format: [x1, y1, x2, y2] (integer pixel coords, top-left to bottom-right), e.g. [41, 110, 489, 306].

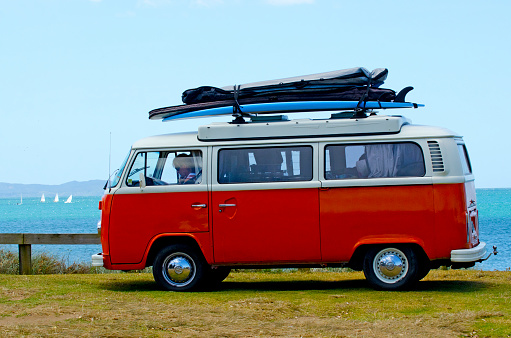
[148, 67, 423, 123]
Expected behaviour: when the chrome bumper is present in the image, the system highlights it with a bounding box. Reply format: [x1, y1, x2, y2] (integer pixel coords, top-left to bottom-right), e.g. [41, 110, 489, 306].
[451, 242, 487, 262]
[91, 253, 104, 267]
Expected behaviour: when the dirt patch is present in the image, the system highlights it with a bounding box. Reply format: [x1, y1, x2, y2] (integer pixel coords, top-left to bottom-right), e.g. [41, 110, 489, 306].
[0, 287, 36, 301]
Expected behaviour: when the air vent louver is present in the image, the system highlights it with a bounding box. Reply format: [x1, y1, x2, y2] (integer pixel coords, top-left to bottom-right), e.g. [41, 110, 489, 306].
[428, 141, 445, 172]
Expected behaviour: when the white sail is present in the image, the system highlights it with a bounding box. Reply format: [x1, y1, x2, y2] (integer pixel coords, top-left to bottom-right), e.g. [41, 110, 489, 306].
[54, 194, 59, 202]
[17, 194, 23, 205]
[41, 193, 45, 202]
[64, 195, 72, 204]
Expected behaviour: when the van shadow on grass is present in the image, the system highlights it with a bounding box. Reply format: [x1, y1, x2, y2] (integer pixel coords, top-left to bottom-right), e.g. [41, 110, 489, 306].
[99, 277, 489, 293]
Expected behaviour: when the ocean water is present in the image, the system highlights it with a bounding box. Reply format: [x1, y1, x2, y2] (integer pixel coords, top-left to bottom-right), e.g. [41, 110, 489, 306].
[476, 189, 510, 271]
[0, 196, 102, 265]
[0, 190, 509, 270]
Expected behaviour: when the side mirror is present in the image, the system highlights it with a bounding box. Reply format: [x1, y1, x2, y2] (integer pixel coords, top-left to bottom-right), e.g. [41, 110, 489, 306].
[139, 173, 146, 189]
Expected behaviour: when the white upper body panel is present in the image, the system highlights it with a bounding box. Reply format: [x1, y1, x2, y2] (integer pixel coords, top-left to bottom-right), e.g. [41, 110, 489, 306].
[132, 115, 460, 150]
[114, 114, 469, 193]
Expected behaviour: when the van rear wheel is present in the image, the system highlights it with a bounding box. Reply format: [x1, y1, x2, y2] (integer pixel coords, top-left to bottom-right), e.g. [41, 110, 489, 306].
[363, 246, 420, 291]
[152, 244, 206, 291]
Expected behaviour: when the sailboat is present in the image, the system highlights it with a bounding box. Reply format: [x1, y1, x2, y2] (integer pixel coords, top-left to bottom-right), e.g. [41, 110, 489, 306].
[64, 195, 72, 204]
[41, 193, 45, 202]
[17, 194, 23, 205]
[54, 194, 59, 203]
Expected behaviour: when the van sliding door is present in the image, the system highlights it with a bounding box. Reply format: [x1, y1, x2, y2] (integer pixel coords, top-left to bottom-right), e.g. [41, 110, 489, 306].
[211, 145, 321, 264]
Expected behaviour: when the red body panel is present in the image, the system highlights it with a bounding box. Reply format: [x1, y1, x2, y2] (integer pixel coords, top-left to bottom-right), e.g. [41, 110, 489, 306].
[108, 191, 209, 265]
[212, 188, 320, 264]
[432, 183, 468, 258]
[102, 182, 472, 268]
[320, 185, 435, 261]
[99, 194, 113, 265]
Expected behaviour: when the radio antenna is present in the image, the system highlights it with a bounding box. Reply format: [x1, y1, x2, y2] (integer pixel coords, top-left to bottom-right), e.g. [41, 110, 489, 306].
[108, 132, 112, 193]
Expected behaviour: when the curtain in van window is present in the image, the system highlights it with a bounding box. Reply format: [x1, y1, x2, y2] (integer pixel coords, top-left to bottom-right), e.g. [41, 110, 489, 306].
[394, 143, 425, 177]
[326, 142, 425, 180]
[365, 144, 396, 178]
[365, 143, 425, 178]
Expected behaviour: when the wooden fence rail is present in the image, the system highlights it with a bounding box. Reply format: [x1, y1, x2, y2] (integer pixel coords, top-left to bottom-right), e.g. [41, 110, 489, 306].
[0, 233, 101, 275]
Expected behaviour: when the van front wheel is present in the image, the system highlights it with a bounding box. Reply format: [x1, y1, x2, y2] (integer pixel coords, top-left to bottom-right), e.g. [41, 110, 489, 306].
[363, 246, 420, 291]
[152, 244, 205, 291]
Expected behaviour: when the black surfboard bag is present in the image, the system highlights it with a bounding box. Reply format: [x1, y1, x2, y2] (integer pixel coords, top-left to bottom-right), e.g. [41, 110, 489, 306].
[182, 86, 395, 105]
[182, 67, 393, 105]
[149, 87, 396, 120]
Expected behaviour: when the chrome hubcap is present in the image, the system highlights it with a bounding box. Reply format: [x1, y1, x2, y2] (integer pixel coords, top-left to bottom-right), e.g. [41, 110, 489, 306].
[163, 253, 196, 287]
[373, 248, 408, 284]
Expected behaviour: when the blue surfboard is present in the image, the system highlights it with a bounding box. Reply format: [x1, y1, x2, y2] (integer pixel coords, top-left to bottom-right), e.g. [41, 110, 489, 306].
[162, 101, 424, 122]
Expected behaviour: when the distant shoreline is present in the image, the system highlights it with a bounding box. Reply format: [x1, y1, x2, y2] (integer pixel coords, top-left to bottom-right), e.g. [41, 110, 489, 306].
[0, 180, 105, 198]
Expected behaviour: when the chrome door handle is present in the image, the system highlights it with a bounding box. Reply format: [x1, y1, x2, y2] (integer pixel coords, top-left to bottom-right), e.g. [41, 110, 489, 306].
[218, 204, 236, 207]
[191, 204, 207, 208]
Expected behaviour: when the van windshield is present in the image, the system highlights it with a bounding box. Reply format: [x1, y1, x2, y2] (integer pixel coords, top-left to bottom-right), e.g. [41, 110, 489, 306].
[109, 151, 130, 188]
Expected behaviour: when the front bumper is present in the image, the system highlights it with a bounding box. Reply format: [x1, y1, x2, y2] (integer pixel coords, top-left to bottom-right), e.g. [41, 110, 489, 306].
[451, 242, 486, 263]
[91, 253, 104, 267]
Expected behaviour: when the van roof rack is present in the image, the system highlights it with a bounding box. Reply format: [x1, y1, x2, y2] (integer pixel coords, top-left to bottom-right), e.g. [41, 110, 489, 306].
[158, 101, 422, 122]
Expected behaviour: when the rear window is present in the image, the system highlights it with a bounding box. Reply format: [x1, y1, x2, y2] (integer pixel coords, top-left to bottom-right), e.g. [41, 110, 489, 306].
[458, 144, 472, 175]
[218, 146, 313, 184]
[325, 142, 425, 179]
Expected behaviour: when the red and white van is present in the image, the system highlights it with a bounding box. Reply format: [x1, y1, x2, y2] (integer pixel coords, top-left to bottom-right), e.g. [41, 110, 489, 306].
[92, 112, 490, 291]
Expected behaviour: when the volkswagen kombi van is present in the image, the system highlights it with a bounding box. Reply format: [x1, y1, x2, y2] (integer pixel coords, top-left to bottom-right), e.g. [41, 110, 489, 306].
[92, 107, 491, 291]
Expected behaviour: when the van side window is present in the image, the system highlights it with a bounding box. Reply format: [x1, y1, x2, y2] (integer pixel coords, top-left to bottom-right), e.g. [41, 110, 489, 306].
[325, 142, 425, 179]
[218, 146, 313, 183]
[126, 150, 202, 186]
[458, 144, 472, 175]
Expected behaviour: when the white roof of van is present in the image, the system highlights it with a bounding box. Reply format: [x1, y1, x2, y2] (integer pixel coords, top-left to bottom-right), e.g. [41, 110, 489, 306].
[132, 117, 460, 149]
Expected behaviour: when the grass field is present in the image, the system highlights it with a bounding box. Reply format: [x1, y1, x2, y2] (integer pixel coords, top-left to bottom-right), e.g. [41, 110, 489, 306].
[0, 269, 510, 337]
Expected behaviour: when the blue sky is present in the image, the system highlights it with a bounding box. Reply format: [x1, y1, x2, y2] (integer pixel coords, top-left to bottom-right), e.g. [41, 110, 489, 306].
[1, 0, 510, 188]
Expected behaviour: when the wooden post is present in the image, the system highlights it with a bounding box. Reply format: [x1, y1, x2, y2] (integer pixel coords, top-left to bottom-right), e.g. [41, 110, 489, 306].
[18, 244, 32, 275]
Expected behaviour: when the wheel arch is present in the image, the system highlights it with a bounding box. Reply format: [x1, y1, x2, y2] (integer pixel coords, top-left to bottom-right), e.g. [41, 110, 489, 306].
[145, 235, 206, 268]
[349, 241, 430, 271]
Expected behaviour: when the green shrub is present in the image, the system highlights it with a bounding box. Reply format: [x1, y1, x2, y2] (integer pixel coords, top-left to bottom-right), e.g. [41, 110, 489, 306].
[0, 249, 19, 274]
[0, 249, 93, 274]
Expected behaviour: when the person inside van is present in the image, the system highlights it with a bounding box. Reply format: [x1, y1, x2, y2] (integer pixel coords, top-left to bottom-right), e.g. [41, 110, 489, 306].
[173, 154, 198, 184]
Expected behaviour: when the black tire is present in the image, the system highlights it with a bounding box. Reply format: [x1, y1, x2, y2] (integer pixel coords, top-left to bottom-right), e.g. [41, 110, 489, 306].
[152, 244, 206, 291]
[417, 261, 431, 281]
[205, 267, 231, 285]
[363, 246, 420, 291]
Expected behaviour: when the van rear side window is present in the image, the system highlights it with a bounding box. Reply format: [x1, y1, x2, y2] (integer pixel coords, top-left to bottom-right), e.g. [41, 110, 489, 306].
[218, 146, 313, 183]
[458, 144, 472, 175]
[325, 142, 425, 179]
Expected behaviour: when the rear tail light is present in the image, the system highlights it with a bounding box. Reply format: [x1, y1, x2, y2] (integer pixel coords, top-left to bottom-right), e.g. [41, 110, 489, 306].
[466, 209, 479, 247]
